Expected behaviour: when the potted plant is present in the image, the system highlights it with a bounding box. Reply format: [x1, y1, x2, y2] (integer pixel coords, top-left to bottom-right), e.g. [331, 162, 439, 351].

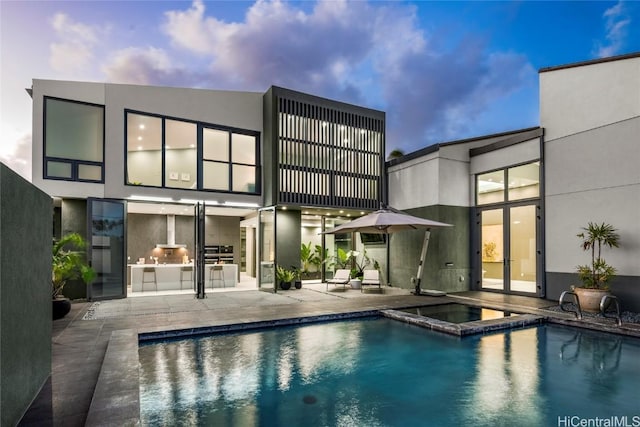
[573, 222, 620, 312]
[291, 266, 303, 289]
[52, 233, 96, 319]
[275, 265, 295, 290]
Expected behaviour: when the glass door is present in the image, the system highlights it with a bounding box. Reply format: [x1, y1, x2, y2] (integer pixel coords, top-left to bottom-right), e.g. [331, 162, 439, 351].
[509, 205, 537, 293]
[480, 209, 504, 291]
[87, 198, 126, 300]
[479, 204, 538, 294]
[258, 207, 275, 291]
[195, 202, 205, 298]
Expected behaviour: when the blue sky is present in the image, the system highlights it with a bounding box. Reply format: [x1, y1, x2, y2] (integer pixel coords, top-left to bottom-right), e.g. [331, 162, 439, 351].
[1, 0, 638, 179]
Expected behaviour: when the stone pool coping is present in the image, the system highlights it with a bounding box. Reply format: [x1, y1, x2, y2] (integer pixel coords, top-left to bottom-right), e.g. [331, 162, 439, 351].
[86, 302, 640, 425]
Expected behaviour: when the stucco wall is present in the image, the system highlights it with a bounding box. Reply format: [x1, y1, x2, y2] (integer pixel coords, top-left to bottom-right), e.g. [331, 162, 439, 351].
[31, 79, 263, 206]
[0, 164, 52, 426]
[389, 205, 470, 292]
[540, 56, 640, 142]
[542, 57, 640, 308]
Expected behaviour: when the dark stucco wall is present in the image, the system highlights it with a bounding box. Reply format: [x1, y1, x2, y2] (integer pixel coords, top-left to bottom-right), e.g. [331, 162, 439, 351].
[546, 272, 640, 312]
[275, 209, 301, 276]
[0, 164, 52, 426]
[389, 205, 470, 292]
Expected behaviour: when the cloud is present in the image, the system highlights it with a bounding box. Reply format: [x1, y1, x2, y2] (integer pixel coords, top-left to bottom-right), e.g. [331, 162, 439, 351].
[95, 0, 535, 152]
[49, 12, 103, 73]
[594, 1, 630, 58]
[102, 47, 206, 86]
[0, 133, 32, 180]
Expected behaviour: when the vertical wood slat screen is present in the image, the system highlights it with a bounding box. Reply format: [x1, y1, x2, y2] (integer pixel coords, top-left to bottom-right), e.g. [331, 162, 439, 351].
[276, 96, 383, 210]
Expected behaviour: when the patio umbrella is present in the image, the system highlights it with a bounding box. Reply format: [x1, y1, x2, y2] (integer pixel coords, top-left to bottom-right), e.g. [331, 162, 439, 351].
[323, 206, 452, 295]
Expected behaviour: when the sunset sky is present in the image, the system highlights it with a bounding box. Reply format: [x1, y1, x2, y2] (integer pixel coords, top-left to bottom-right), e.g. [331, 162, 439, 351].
[1, 0, 639, 179]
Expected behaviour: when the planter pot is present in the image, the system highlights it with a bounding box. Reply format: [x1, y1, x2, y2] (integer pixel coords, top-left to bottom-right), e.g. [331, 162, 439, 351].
[280, 281, 292, 290]
[573, 287, 610, 313]
[294, 281, 302, 289]
[52, 297, 71, 320]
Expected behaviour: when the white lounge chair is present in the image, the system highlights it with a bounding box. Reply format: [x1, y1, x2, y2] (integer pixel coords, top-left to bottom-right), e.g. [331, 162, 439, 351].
[326, 269, 351, 291]
[361, 269, 381, 293]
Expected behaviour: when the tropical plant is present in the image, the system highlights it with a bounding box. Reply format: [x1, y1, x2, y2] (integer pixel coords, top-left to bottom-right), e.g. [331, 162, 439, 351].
[275, 265, 296, 283]
[52, 233, 96, 299]
[300, 242, 319, 273]
[311, 244, 328, 271]
[332, 248, 350, 270]
[576, 222, 620, 290]
[347, 250, 373, 279]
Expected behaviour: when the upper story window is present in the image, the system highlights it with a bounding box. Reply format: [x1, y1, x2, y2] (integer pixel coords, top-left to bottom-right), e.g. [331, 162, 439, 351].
[44, 97, 104, 182]
[126, 111, 259, 194]
[476, 162, 540, 205]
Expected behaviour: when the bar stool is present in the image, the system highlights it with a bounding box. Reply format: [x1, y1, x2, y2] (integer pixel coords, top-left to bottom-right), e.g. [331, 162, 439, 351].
[180, 266, 193, 290]
[142, 267, 157, 292]
[208, 265, 225, 288]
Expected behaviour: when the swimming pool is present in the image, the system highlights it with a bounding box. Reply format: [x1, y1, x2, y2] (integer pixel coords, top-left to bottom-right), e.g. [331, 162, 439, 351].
[139, 318, 640, 426]
[399, 303, 518, 323]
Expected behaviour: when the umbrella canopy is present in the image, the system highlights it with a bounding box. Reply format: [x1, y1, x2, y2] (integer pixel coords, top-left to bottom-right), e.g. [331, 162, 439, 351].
[323, 208, 452, 235]
[322, 207, 452, 296]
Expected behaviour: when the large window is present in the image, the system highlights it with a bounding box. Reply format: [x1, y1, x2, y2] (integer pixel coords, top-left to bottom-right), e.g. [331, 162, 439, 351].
[477, 162, 540, 205]
[126, 111, 259, 194]
[44, 97, 104, 182]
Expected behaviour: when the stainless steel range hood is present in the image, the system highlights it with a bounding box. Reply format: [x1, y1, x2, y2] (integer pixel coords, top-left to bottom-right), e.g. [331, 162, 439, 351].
[156, 214, 186, 249]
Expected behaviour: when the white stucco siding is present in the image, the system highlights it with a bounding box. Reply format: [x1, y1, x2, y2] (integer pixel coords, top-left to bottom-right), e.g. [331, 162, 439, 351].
[544, 116, 640, 276]
[545, 117, 640, 197]
[540, 57, 640, 142]
[387, 154, 440, 210]
[545, 184, 640, 276]
[438, 158, 471, 207]
[102, 84, 263, 202]
[469, 138, 540, 175]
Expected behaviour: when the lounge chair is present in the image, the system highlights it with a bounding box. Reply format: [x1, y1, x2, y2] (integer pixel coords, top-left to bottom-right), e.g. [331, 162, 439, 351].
[326, 269, 351, 291]
[361, 269, 381, 293]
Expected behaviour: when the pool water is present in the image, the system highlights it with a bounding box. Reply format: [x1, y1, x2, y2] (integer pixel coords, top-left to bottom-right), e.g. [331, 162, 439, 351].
[400, 303, 518, 323]
[139, 318, 640, 426]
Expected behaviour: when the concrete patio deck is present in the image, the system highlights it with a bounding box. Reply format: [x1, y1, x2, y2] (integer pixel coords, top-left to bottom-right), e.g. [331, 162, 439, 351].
[18, 286, 638, 426]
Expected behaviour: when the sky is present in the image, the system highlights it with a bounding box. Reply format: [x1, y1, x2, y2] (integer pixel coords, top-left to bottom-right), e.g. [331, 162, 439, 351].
[1, 0, 639, 180]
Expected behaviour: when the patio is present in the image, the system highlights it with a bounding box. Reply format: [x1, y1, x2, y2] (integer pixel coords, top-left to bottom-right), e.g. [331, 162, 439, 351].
[19, 287, 639, 426]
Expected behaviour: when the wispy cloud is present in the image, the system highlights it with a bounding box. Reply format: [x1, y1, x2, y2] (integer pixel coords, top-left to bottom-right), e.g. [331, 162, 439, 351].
[0, 133, 32, 180]
[51, 0, 534, 153]
[49, 12, 107, 73]
[594, 1, 630, 58]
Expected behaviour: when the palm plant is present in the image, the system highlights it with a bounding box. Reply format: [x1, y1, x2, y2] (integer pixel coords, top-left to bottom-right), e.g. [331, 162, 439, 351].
[52, 233, 96, 298]
[576, 222, 620, 289]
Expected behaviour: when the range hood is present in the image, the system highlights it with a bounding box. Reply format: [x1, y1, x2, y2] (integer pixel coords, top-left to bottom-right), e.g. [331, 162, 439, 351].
[156, 215, 186, 249]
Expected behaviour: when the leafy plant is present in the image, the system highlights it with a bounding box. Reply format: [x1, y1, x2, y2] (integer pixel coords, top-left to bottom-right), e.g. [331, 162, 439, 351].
[311, 244, 328, 270]
[576, 222, 620, 290]
[52, 233, 96, 299]
[300, 242, 319, 273]
[275, 265, 296, 283]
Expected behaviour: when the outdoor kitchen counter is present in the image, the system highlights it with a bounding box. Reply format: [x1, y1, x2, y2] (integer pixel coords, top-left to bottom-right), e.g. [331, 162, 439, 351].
[130, 264, 238, 292]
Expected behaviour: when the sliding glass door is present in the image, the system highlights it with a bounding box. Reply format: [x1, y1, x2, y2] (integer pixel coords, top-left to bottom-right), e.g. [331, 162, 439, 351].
[87, 199, 126, 300]
[479, 204, 539, 294]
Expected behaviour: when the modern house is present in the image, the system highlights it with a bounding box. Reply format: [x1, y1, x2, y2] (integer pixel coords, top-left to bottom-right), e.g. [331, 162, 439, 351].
[386, 51, 640, 311]
[30, 81, 386, 299]
[29, 51, 640, 310]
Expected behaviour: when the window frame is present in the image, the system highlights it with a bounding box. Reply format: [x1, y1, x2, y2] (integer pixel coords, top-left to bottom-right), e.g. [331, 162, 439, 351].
[475, 160, 540, 207]
[43, 96, 106, 183]
[124, 109, 261, 195]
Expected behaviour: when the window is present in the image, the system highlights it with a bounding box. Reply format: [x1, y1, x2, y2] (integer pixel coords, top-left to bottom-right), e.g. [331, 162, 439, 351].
[476, 162, 540, 205]
[126, 110, 259, 193]
[44, 97, 104, 182]
[126, 113, 162, 186]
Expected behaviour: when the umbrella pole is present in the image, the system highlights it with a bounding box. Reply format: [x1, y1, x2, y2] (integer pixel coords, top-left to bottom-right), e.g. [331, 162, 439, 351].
[414, 230, 431, 295]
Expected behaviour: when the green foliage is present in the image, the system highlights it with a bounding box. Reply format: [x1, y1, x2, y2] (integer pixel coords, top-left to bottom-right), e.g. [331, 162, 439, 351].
[311, 244, 327, 270]
[52, 233, 96, 298]
[275, 265, 296, 283]
[300, 242, 320, 273]
[576, 222, 620, 290]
